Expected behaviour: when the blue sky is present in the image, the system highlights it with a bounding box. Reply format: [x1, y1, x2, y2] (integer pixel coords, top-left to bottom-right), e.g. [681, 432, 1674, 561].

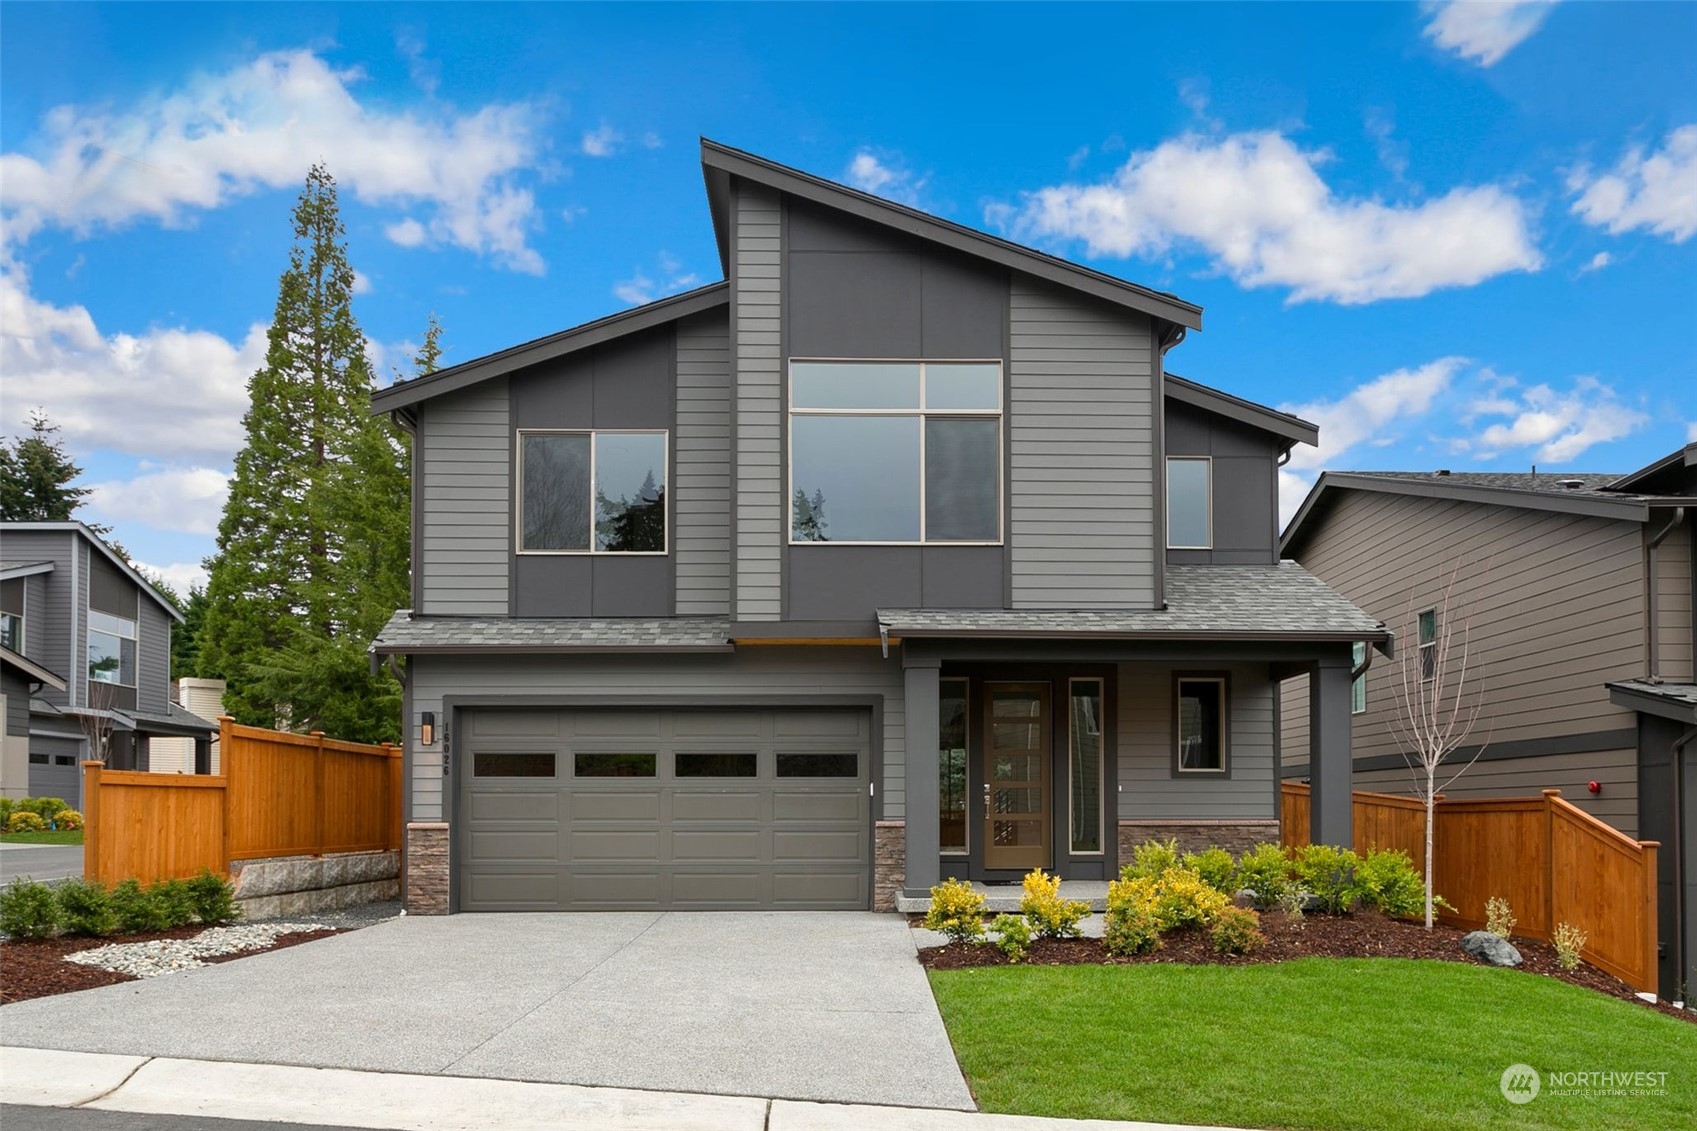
[3, 2, 1694, 593]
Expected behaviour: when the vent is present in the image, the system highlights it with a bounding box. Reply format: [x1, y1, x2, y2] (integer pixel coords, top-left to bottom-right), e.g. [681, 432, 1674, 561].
[1555, 479, 1586, 490]
[1435, 469, 1451, 477]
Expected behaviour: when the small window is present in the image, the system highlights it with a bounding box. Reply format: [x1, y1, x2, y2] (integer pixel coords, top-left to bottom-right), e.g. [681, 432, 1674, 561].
[676, 753, 757, 777]
[1351, 642, 1367, 715]
[474, 753, 556, 777]
[1418, 609, 1437, 681]
[519, 431, 667, 554]
[574, 753, 656, 777]
[0, 611, 22, 652]
[28, 753, 48, 764]
[776, 753, 859, 778]
[1167, 458, 1211, 549]
[939, 678, 968, 855]
[1175, 676, 1227, 774]
[55, 755, 76, 766]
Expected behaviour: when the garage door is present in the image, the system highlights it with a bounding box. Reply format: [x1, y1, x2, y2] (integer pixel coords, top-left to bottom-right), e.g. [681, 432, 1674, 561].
[29, 737, 83, 807]
[457, 708, 871, 911]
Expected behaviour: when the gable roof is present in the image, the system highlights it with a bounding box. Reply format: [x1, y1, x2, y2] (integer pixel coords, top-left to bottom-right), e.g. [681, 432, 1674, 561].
[699, 139, 1202, 332]
[0, 522, 185, 623]
[1606, 443, 1697, 496]
[1165, 373, 1317, 449]
[0, 644, 66, 691]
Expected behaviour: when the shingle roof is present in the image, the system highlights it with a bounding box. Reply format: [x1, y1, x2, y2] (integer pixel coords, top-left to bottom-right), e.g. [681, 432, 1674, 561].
[1343, 471, 1626, 496]
[879, 564, 1384, 640]
[1607, 680, 1697, 724]
[371, 611, 736, 653]
[0, 560, 55, 579]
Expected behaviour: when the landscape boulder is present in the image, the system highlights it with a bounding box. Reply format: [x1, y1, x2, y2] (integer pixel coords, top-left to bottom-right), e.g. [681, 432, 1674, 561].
[1460, 930, 1523, 968]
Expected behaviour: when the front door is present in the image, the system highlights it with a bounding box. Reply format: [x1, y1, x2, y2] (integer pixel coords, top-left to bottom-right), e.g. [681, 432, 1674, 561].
[983, 683, 1050, 872]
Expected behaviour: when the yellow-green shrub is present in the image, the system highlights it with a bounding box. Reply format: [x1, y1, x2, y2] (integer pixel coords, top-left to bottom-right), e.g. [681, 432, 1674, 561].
[1210, 906, 1266, 955]
[1153, 867, 1231, 930]
[1234, 842, 1294, 908]
[6, 810, 46, 834]
[51, 809, 84, 831]
[1181, 847, 1236, 893]
[990, 913, 1031, 962]
[1104, 876, 1163, 956]
[1120, 837, 1181, 881]
[1020, 868, 1090, 939]
[924, 877, 987, 944]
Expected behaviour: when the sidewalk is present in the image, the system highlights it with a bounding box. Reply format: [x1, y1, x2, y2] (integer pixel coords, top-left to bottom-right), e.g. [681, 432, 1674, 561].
[0, 1047, 1254, 1131]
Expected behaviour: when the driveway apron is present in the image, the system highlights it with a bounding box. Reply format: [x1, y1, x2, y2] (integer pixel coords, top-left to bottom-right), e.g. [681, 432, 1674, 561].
[0, 912, 974, 1110]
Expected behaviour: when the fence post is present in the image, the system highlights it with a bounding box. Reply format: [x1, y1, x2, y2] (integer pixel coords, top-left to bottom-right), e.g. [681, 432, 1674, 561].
[1542, 789, 1560, 935]
[220, 716, 236, 876]
[313, 731, 327, 854]
[382, 742, 402, 854]
[81, 760, 103, 884]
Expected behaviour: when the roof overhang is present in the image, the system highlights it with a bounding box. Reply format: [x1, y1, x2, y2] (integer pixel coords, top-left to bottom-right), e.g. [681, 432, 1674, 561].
[880, 625, 1389, 644]
[0, 524, 184, 623]
[0, 645, 66, 691]
[1164, 374, 1318, 449]
[1606, 443, 1697, 496]
[371, 642, 734, 656]
[1607, 680, 1697, 725]
[0, 561, 55, 582]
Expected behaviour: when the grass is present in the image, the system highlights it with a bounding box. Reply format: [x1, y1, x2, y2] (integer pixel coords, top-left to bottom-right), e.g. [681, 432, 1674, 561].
[929, 958, 1694, 1131]
[0, 829, 84, 845]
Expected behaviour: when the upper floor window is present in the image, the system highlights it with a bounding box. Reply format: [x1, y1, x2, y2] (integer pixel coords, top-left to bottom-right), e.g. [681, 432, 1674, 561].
[1166, 457, 1211, 549]
[0, 578, 22, 652]
[88, 610, 136, 686]
[1418, 609, 1437, 680]
[788, 361, 1001, 544]
[519, 430, 667, 554]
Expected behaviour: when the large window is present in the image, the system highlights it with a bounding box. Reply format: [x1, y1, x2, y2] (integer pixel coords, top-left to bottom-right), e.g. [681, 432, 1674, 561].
[519, 430, 667, 553]
[1069, 678, 1103, 855]
[1166, 457, 1211, 548]
[1174, 675, 1227, 774]
[87, 610, 136, 686]
[789, 361, 1001, 544]
[939, 678, 968, 855]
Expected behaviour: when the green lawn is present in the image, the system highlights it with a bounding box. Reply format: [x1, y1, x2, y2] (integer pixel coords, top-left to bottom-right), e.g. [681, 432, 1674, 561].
[929, 958, 1694, 1131]
[0, 829, 83, 845]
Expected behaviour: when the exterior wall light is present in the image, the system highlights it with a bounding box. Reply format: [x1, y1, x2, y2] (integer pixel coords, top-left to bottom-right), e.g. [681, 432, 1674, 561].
[420, 711, 435, 747]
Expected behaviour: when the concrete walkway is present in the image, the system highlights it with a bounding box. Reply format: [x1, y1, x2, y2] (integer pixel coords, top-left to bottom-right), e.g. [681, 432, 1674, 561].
[0, 1048, 1259, 1131]
[0, 912, 973, 1110]
[0, 844, 83, 884]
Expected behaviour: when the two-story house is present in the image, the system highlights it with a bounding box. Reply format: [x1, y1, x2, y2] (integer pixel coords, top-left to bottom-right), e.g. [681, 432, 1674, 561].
[1277, 448, 1695, 997]
[369, 141, 1383, 915]
[0, 522, 216, 804]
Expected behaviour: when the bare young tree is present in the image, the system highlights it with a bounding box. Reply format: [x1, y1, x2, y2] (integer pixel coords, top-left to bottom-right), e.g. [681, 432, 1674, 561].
[78, 681, 119, 765]
[1387, 557, 1490, 929]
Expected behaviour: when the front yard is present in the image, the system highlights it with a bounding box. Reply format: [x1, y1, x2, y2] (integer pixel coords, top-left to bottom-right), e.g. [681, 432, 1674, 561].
[0, 829, 83, 846]
[930, 958, 1694, 1131]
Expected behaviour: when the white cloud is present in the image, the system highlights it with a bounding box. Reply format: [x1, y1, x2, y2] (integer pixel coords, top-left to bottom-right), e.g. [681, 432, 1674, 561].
[1282, 358, 1466, 471]
[1578, 251, 1612, 274]
[1687, 421, 1697, 444]
[612, 252, 701, 307]
[86, 467, 231, 536]
[351, 269, 373, 295]
[384, 218, 427, 247]
[1422, 1, 1557, 67]
[0, 48, 547, 272]
[130, 559, 209, 597]
[1458, 376, 1648, 462]
[641, 132, 663, 150]
[845, 149, 927, 206]
[1003, 131, 1541, 304]
[1568, 125, 1697, 244]
[582, 124, 623, 157]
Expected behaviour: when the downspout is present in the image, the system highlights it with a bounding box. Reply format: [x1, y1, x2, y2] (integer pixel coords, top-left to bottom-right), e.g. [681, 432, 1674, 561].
[1647, 507, 1686, 684]
[1671, 723, 1697, 1006]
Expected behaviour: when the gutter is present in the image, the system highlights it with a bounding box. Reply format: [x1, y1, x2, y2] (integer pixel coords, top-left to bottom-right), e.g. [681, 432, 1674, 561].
[1646, 506, 1686, 683]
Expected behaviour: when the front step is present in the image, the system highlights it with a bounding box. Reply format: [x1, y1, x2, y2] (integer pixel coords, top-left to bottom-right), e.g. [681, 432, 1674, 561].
[894, 879, 1110, 914]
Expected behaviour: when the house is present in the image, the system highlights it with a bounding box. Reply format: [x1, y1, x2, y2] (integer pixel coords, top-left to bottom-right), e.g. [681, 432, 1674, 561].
[1277, 447, 1695, 997]
[0, 522, 217, 806]
[368, 140, 1384, 915]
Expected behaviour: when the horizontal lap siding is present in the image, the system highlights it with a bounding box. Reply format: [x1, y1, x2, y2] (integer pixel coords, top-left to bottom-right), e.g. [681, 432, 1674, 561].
[1119, 662, 1276, 819]
[136, 599, 171, 714]
[1354, 749, 1638, 836]
[408, 651, 904, 821]
[1009, 278, 1154, 608]
[419, 381, 510, 615]
[735, 185, 783, 620]
[7, 533, 75, 709]
[676, 313, 732, 615]
[1656, 517, 1692, 681]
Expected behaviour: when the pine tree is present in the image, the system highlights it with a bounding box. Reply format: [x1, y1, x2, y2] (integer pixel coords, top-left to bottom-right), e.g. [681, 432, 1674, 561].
[0, 411, 94, 521]
[171, 584, 210, 680]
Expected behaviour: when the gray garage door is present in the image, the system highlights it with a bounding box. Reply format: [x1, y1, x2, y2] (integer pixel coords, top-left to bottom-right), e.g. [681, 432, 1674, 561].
[29, 736, 83, 807]
[458, 708, 871, 911]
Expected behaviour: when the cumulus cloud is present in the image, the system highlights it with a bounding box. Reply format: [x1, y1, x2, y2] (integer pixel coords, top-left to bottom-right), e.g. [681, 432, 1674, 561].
[1282, 358, 1466, 472]
[612, 252, 701, 307]
[1578, 251, 1612, 274]
[1568, 125, 1697, 244]
[351, 269, 373, 295]
[1422, 1, 1557, 67]
[845, 149, 928, 206]
[86, 467, 231, 536]
[1453, 376, 1648, 462]
[581, 124, 623, 157]
[0, 48, 547, 272]
[130, 559, 210, 597]
[1001, 131, 1541, 304]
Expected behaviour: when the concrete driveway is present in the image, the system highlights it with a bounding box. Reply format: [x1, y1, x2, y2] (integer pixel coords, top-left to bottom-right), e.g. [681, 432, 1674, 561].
[0, 844, 83, 884]
[0, 912, 974, 1110]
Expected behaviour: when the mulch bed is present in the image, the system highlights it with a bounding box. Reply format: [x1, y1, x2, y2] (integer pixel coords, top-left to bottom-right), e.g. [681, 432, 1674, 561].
[917, 909, 1695, 1025]
[0, 927, 346, 1005]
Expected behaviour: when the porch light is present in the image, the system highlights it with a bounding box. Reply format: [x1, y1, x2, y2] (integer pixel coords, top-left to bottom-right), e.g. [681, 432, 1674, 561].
[420, 711, 435, 747]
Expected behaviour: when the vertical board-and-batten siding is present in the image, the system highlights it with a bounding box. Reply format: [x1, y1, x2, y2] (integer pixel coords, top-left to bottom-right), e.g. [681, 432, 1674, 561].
[419, 379, 510, 615]
[1008, 277, 1155, 608]
[1119, 662, 1276, 819]
[675, 312, 732, 615]
[734, 183, 783, 620]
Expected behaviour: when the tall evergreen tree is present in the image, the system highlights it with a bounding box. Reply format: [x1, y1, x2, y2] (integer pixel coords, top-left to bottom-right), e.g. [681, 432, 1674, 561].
[0, 411, 94, 521]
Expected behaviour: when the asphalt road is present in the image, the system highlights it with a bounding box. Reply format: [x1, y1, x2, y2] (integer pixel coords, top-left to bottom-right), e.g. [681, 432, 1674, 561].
[0, 843, 83, 883]
[3, 1107, 371, 1131]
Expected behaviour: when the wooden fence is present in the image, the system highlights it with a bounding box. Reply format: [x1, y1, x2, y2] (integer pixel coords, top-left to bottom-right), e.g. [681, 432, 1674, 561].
[1281, 782, 1659, 992]
[83, 717, 402, 887]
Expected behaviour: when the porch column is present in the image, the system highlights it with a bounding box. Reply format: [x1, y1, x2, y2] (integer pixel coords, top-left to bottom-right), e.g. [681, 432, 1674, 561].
[1308, 651, 1354, 848]
[903, 658, 942, 897]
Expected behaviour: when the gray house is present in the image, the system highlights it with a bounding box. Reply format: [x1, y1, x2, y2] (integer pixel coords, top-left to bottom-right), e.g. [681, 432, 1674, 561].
[370, 141, 1382, 915]
[0, 522, 215, 804]
[1278, 448, 1695, 997]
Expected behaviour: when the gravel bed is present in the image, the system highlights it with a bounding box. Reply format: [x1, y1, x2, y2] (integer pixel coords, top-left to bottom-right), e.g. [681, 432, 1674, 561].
[66, 922, 333, 978]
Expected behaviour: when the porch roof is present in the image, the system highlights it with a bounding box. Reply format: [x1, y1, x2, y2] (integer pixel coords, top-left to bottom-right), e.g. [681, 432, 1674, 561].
[371, 611, 737, 654]
[879, 563, 1386, 642]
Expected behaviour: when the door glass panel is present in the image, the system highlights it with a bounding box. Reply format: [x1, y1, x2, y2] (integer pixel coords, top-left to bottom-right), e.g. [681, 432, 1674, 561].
[775, 753, 859, 777]
[983, 686, 1049, 871]
[939, 679, 968, 854]
[676, 753, 756, 777]
[1069, 680, 1103, 854]
[475, 753, 556, 778]
[992, 820, 1043, 846]
[574, 753, 656, 777]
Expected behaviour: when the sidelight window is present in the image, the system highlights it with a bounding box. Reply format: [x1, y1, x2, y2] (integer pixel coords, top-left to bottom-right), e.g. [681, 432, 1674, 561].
[940, 678, 968, 855]
[1069, 679, 1103, 854]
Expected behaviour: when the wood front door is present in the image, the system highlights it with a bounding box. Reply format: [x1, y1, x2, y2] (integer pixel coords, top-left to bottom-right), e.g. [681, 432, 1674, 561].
[983, 683, 1050, 872]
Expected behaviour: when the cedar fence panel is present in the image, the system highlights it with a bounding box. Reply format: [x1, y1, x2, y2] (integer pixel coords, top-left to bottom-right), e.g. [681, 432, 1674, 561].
[1281, 782, 1659, 992]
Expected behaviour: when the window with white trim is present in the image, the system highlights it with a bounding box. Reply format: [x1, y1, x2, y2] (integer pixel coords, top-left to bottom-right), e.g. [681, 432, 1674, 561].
[1351, 641, 1367, 714]
[518, 430, 667, 553]
[1166, 457, 1211, 548]
[88, 610, 137, 687]
[788, 361, 1002, 544]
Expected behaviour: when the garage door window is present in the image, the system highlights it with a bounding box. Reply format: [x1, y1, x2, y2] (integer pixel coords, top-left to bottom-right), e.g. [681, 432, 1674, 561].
[474, 753, 556, 777]
[776, 753, 859, 777]
[575, 753, 657, 777]
[676, 753, 757, 777]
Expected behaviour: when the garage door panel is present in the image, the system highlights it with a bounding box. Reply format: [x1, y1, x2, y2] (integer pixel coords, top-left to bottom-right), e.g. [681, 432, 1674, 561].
[465, 790, 559, 822]
[773, 791, 861, 822]
[671, 829, 763, 862]
[672, 791, 762, 821]
[570, 712, 662, 738]
[570, 871, 664, 906]
[671, 872, 766, 905]
[775, 711, 863, 738]
[570, 830, 662, 859]
[469, 711, 560, 738]
[772, 872, 864, 905]
[468, 830, 559, 861]
[463, 871, 560, 908]
[670, 711, 767, 738]
[774, 830, 864, 863]
[571, 791, 660, 820]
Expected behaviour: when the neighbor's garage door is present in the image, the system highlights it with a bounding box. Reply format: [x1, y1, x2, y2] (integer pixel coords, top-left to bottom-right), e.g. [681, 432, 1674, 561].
[457, 708, 871, 911]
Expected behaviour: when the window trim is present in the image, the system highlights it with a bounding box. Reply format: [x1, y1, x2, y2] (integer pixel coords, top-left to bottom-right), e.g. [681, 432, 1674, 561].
[515, 428, 670, 556]
[1067, 676, 1106, 856]
[1171, 672, 1230, 777]
[1351, 642, 1367, 715]
[1418, 609, 1437, 682]
[1165, 456, 1213, 549]
[940, 676, 970, 857]
[786, 358, 1005, 546]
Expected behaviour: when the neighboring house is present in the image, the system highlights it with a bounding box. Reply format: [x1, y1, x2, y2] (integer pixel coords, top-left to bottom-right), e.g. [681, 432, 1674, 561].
[1278, 447, 1695, 998]
[1, 646, 65, 800]
[369, 140, 1384, 915]
[150, 678, 228, 774]
[0, 523, 217, 805]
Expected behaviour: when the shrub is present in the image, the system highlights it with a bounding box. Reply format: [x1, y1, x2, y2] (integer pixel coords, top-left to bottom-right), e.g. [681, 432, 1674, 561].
[6, 810, 47, 834]
[51, 809, 84, 832]
[1152, 867, 1231, 930]
[924, 878, 987, 944]
[1104, 876, 1163, 956]
[1020, 868, 1090, 939]
[990, 913, 1031, 962]
[1485, 897, 1516, 940]
[1234, 843, 1294, 908]
[1210, 906, 1266, 955]
[1292, 844, 1362, 915]
[1553, 922, 1588, 971]
[1120, 837, 1181, 882]
[110, 879, 173, 934]
[1181, 847, 1237, 894]
[185, 870, 239, 924]
[55, 879, 118, 937]
[154, 879, 197, 926]
[1275, 887, 1307, 923]
[1354, 848, 1427, 919]
[0, 797, 13, 828]
[0, 878, 62, 938]
[20, 797, 68, 821]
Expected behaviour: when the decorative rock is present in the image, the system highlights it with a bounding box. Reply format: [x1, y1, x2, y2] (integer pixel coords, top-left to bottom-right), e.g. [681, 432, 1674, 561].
[1460, 930, 1523, 967]
[65, 922, 332, 979]
[1233, 889, 1259, 909]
